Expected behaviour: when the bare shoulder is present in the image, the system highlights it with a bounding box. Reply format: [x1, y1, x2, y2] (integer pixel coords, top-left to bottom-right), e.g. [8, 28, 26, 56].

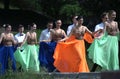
[82, 26, 87, 29]
[114, 21, 118, 25]
[1, 32, 5, 36]
[83, 25, 87, 27]
[25, 32, 30, 36]
[0, 33, 5, 38]
[61, 29, 65, 32]
[10, 33, 14, 36]
[105, 22, 109, 26]
[34, 32, 37, 35]
[26, 32, 30, 34]
[50, 29, 55, 33]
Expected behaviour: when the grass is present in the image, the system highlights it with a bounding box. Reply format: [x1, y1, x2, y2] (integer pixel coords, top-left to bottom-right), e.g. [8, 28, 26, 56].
[0, 55, 102, 79]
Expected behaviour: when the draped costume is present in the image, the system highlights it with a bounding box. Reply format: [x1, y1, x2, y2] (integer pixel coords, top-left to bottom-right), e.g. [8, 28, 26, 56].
[0, 37, 16, 74]
[14, 36, 40, 72]
[39, 29, 64, 72]
[88, 23, 120, 70]
[53, 32, 93, 72]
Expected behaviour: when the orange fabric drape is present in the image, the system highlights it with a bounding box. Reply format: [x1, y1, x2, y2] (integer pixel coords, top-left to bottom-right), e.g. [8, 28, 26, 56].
[53, 35, 90, 72]
[83, 32, 94, 43]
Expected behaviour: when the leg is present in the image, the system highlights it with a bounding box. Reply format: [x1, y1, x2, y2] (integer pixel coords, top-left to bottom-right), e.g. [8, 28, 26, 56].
[91, 63, 98, 72]
[9, 47, 16, 72]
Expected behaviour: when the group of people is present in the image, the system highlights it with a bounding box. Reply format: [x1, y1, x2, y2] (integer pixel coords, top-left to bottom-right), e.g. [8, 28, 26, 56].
[0, 9, 119, 74]
[88, 10, 120, 71]
[0, 23, 40, 74]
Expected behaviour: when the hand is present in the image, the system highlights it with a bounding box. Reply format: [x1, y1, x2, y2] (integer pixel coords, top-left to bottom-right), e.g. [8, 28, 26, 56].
[17, 46, 21, 49]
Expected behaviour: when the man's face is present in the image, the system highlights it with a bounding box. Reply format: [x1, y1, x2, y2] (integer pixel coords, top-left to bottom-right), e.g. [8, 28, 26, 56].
[73, 16, 78, 24]
[48, 23, 53, 29]
[19, 27, 24, 33]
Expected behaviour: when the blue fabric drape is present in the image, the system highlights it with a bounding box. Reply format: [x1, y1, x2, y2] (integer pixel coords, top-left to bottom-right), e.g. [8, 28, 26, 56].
[0, 45, 16, 74]
[39, 42, 57, 72]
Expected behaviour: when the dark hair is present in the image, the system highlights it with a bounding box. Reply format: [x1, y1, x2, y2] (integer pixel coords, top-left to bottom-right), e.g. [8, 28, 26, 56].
[3, 24, 11, 29]
[76, 15, 83, 21]
[48, 20, 53, 24]
[71, 15, 78, 19]
[100, 12, 108, 18]
[30, 23, 36, 27]
[18, 24, 24, 28]
[108, 10, 116, 15]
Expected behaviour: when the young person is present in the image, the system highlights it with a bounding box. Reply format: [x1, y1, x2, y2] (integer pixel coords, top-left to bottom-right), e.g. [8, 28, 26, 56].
[16, 23, 40, 72]
[88, 10, 120, 71]
[53, 16, 94, 72]
[39, 19, 67, 72]
[0, 24, 16, 74]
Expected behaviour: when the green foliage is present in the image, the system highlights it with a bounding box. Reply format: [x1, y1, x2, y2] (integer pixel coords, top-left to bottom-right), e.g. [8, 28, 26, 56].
[1, 0, 120, 19]
[39, 0, 84, 19]
[36, 29, 42, 41]
[60, 4, 81, 17]
[2, 0, 42, 11]
[59, 4, 81, 24]
[0, 1, 4, 8]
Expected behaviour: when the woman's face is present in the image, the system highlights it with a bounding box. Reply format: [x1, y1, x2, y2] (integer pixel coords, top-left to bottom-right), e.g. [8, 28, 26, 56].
[56, 20, 62, 27]
[109, 12, 116, 20]
[78, 18, 84, 25]
[6, 25, 12, 32]
[31, 24, 37, 31]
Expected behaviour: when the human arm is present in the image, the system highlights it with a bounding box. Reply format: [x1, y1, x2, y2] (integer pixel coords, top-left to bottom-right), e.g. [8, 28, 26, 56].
[59, 30, 68, 42]
[11, 33, 17, 45]
[35, 32, 38, 44]
[85, 26, 93, 36]
[0, 33, 4, 44]
[115, 22, 119, 33]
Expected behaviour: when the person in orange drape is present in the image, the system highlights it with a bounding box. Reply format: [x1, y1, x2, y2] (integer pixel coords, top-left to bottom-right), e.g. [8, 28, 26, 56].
[53, 15, 95, 72]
